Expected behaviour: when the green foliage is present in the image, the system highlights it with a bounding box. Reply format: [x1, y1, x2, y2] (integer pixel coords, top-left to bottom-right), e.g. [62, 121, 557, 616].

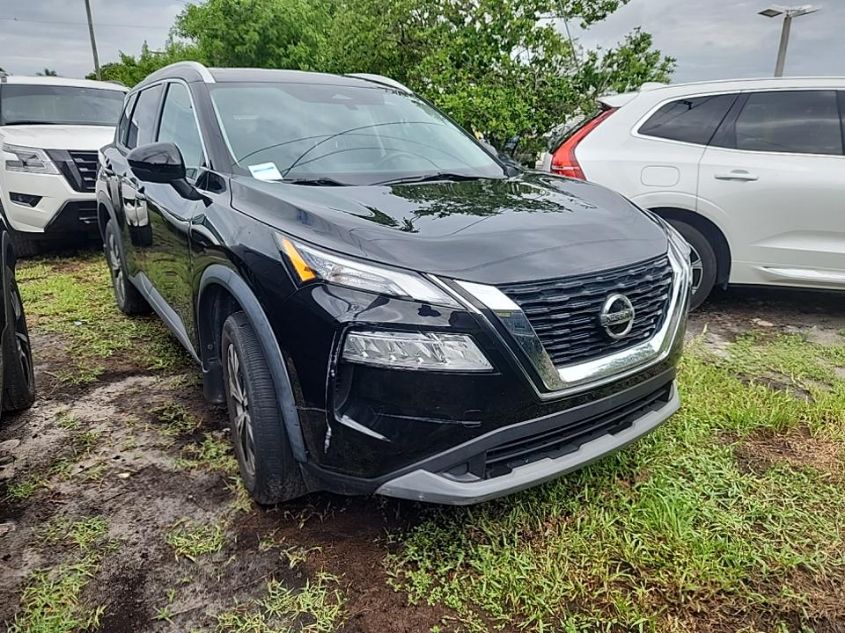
[8, 517, 111, 633]
[216, 574, 346, 633]
[88, 41, 201, 87]
[176, 0, 332, 70]
[93, 0, 674, 151]
[17, 253, 189, 379]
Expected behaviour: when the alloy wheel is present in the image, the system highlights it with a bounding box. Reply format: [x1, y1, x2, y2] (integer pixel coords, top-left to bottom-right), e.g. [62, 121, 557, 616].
[227, 342, 256, 479]
[107, 233, 126, 306]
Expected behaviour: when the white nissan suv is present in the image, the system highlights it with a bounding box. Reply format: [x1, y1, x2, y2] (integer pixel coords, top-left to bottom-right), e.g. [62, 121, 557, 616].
[0, 75, 126, 256]
[539, 77, 845, 308]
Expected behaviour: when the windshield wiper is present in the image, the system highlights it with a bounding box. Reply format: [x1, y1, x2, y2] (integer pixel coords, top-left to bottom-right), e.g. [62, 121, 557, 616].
[374, 172, 487, 186]
[281, 177, 349, 186]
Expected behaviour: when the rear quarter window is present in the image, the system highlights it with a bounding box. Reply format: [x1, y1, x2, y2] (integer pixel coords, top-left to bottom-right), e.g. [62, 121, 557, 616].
[639, 94, 738, 145]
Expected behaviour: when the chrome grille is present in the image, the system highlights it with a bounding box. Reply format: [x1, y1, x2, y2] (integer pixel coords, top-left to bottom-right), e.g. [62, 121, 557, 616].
[68, 151, 98, 192]
[498, 255, 673, 367]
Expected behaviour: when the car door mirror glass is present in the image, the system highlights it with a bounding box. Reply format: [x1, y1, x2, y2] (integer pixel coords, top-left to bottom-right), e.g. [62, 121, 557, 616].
[127, 142, 186, 184]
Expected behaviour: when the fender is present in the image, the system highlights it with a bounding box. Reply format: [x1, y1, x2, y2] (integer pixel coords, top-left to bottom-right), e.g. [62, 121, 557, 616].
[97, 189, 120, 235]
[197, 264, 306, 462]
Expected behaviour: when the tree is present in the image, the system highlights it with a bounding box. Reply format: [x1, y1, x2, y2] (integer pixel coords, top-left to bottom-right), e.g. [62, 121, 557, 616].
[37, 68, 58, 76]
[93, 0, 674, 153]
[175, 0, 331, 70]
[86, 41, 200, 86]
[324, 0, 674, 149]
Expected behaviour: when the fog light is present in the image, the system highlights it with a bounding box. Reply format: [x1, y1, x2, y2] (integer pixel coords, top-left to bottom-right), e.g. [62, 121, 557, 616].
[10, 192, 41, 207]
[342, 331, 493, 372]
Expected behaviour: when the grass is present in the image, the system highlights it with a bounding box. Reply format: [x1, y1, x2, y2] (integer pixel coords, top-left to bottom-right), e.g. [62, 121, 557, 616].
[216, 573, 346, 633]
[388, 332, 845, 632]
[17, 252, 188, 382]
[153, 402, 201, 438]
[176, 431, 239, 475]
[7, 517, 110, 633]
[40, 516, 109, 550]
[5, 427, 102, 502]
[166, 519, 227, 562]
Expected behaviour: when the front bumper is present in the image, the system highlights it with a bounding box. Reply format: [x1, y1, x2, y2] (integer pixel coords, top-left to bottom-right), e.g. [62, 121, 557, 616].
[378, 379, 678, 504]
[0, 168, 96, 233]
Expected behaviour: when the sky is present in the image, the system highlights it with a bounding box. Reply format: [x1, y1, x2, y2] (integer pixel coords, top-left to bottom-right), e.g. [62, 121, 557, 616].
[0, 0, 842, 82]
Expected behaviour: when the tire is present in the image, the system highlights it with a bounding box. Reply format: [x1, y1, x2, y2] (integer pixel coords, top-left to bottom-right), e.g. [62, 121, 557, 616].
[667, 220, 717, 311]
[104, 219, 150, 315]
[8, 232, 41, 259]
[221, 311, 304, 505]
[2, 268, 35, 412]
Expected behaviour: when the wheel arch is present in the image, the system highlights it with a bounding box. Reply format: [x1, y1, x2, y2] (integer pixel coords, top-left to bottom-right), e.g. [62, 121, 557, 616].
[196, 264, 306, 462]
[97, 191, 117, 242]
[650, 206, 732, 287]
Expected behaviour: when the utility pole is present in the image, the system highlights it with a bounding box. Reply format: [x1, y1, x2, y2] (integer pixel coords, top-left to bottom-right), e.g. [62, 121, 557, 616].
[84, 0, 101, 80]
[758, 5, 820, 78]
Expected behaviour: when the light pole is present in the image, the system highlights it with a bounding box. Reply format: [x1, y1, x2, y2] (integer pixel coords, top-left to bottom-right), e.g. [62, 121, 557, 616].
[83, 0, 101, 80]
[758, 4, 820, 77]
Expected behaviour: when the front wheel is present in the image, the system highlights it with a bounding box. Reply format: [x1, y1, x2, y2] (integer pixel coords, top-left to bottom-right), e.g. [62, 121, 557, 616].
[667, 220, 717, 311]
[221, 311, 304, 505]
[104, 219, 150, 315]
[2, 268, 35, 412]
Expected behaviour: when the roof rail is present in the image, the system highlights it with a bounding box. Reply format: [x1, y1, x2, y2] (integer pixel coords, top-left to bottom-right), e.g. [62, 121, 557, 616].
[346, 73, 411, 93]
[143, 61, 215, 85]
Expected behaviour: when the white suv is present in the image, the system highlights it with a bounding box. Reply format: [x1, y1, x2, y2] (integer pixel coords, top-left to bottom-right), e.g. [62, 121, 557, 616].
[539, 77, 845, 308]
[0, 75, 126, 255]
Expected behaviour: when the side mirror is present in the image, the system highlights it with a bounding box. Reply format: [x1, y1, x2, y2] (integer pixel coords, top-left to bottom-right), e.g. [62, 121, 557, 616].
[127, 142, 186, 184]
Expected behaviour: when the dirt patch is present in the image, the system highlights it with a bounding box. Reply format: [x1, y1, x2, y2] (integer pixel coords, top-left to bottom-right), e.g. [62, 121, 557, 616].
[734, 426, 842, 477]
[689, 286, 845, 351]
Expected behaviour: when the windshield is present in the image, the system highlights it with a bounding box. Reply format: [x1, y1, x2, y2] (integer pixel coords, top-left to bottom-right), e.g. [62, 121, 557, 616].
[0, 84, 125, 126]
[209, 81, 505, 186]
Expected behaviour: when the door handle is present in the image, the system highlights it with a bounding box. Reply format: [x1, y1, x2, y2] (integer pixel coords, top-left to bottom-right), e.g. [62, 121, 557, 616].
[714, 170, 758, 182]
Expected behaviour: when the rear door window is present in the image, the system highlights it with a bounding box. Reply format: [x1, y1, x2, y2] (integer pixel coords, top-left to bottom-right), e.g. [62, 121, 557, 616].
[732, 90, 843, 155]
[126, 84, 164, 150]
[639, 94, 737, 145]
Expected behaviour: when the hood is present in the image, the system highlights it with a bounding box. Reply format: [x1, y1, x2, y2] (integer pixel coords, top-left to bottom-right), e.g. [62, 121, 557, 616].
[230, 172, 669, 285]
[0, 125, 115, 151]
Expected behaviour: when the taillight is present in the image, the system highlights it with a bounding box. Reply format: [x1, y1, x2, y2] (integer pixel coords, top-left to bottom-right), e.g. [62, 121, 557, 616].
[550, 107, 616, 180]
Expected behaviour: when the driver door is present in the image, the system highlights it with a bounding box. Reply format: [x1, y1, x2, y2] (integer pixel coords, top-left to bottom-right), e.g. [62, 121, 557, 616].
[138, 81, 208, 346]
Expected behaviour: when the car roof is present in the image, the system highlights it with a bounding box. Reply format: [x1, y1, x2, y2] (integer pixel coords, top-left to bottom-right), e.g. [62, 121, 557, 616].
[134, 62, 411, 93]
[598, 76, 845, 109]
[0, 75, 127, 91]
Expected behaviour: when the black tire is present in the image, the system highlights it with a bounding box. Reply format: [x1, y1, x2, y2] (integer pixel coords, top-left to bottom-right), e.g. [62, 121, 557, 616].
[221, 311, 304, 505]
[667, 220, 717, 311]
[9, 232, 41, 259]
[104, 219, 150, 315]
[2, 268, 35, 412]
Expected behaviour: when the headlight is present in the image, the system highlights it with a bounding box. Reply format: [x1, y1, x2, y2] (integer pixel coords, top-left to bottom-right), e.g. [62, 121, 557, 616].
[278, 236, 459, 307]
[2, 143, 59, 175]
[342, 330, 492, 371]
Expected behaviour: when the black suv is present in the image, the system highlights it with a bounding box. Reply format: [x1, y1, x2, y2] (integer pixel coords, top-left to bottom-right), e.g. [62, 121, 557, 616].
[96, 62, 691, 505]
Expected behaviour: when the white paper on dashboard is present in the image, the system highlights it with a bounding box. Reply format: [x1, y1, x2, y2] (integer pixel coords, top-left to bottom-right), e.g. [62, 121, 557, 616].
[248, 162, 283, 182]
